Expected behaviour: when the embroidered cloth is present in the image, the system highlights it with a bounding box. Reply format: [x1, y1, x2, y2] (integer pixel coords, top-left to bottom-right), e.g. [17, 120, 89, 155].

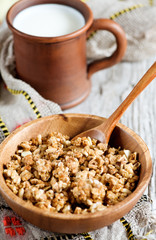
[0, 0, 156, 239]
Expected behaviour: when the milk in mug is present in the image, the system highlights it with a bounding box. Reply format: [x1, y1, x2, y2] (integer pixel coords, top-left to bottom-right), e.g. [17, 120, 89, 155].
[13, 4, 85, 37]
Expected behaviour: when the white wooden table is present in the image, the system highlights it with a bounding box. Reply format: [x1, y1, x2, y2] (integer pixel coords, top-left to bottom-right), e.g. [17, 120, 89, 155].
[65, 56, 156, 215]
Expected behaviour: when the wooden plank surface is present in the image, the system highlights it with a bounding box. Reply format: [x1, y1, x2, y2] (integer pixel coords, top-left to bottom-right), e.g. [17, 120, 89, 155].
[65, 56, 156, 214]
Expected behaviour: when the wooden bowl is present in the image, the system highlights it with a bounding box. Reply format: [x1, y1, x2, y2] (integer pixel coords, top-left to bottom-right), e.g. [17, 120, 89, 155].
[0, 114, 152, 233]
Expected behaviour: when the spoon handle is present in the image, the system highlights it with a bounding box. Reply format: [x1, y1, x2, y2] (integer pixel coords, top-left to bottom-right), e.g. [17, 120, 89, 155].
[101, 61, 156, 142]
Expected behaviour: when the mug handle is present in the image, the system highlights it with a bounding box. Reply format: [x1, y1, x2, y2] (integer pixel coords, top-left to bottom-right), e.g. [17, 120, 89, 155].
[87, 19, 127, 79]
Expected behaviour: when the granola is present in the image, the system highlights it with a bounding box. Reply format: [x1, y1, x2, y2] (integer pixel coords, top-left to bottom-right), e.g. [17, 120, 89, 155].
[3, 132, 140, 214]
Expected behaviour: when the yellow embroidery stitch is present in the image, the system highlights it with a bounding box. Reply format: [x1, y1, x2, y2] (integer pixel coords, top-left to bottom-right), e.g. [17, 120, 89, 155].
[82, 233, 93, 240]
[87, 31, 96, 40]
[87, 4, 144, 40]
[120, 217, 136, 240]
[140, 229, 154, 239]
[0, 117, 10, 137]
[145, 230, 154, 236]
[7, 88, 41, 119]
[110, 4, 144, 20]
[148, 0, 154, 6]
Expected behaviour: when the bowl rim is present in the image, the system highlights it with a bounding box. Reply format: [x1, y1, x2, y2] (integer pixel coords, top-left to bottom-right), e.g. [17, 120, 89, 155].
[0, 113, 152, 220]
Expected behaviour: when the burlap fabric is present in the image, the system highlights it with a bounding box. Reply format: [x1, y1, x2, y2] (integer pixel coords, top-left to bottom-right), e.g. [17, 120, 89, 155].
[0, 0, 156, 239]
[86, 0, 156, 62]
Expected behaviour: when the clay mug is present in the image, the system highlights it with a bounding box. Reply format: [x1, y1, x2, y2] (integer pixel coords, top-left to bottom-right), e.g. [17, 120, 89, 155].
[7, 0, 127, 110]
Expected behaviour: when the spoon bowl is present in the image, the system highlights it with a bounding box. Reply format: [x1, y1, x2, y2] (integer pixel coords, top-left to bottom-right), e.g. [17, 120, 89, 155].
[73, 62, 156, 143]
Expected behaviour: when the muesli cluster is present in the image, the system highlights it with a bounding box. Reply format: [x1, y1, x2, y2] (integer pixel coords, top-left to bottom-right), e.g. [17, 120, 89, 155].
[3, 132, 140, 214]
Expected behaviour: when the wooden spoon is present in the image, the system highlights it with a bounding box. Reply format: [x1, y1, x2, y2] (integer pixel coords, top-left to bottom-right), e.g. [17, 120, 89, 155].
[73, 62, 156, 143]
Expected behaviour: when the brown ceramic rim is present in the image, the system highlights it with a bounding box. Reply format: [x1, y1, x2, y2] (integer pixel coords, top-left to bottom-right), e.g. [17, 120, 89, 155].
[0, 114, 152, 221]
[6, 0, 93, 43]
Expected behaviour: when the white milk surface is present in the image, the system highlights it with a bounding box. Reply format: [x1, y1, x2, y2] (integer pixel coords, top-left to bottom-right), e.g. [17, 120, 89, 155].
[13, 4, 85, 37]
